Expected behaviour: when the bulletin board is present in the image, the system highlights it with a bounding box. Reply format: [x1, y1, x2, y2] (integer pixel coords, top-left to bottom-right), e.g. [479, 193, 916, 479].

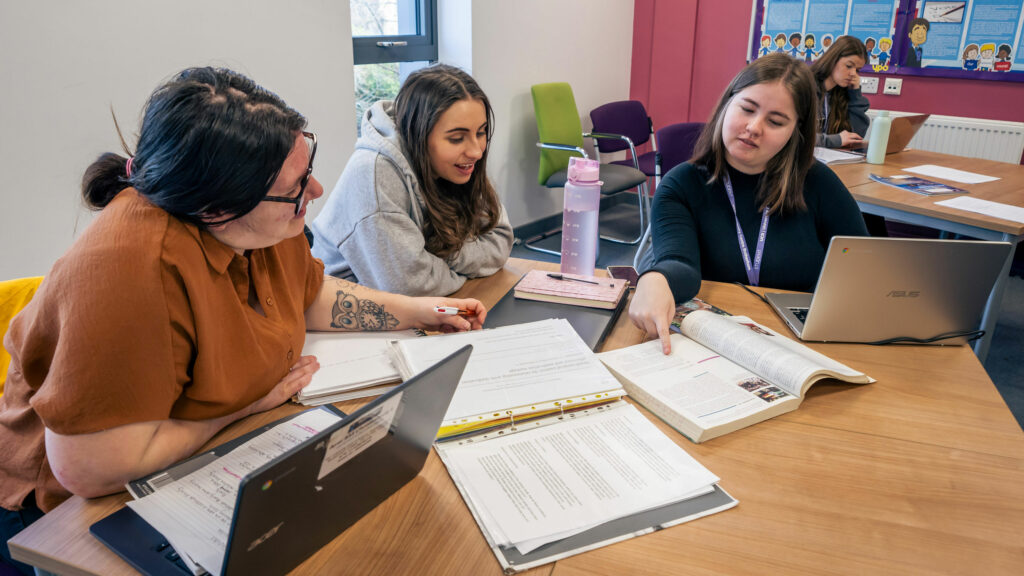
[748, 0, 1024, 82]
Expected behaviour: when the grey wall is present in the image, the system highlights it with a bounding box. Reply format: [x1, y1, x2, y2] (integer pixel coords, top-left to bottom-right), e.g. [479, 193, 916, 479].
[0, 0, 357, 279]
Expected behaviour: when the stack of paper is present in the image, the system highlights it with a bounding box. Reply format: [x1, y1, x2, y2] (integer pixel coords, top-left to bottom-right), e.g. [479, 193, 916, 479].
[436, 402, 727, 560]
[387, 319, 626, 440]
[296, 330, 421, 405]
[813, 147, 864, 165]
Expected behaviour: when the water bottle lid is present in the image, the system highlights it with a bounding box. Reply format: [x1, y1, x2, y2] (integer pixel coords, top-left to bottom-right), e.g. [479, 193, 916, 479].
[567, 157, 601, 184]
[878, 110, 890, 117]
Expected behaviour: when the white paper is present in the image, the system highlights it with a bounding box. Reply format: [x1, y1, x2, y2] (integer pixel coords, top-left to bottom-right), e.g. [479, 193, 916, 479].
[934, 196, 1024, 225]
[317, 392, 401, 480]
[128, 409, 341, 576]
[298, 330, 419, 402]
[902, 164, 999, 184]
[813, 147, 863, 165]
[391, 319, 623, 421]
[436, 403, 718, 553]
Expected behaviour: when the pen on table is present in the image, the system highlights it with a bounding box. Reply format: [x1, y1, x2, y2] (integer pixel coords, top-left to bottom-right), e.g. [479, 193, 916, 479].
[546, 272, 613, 287]
[434, 306, 472, 317]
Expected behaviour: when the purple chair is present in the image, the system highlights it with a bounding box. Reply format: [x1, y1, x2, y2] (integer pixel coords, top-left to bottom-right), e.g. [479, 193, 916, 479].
[654, 122, 704, 185]
[589, 100, 658, 178]
[633, 121, 706, 269]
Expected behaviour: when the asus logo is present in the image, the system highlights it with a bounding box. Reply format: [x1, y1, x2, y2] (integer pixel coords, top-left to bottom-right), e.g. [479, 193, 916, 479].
[247, 521, 284, 552]
[886, 290, 920, 298]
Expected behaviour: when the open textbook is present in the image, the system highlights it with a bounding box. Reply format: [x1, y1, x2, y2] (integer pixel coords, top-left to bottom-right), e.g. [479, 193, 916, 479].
[393, 320, 734, 572]
[388, 318, 626, 440]
[599, 310, 873, 443]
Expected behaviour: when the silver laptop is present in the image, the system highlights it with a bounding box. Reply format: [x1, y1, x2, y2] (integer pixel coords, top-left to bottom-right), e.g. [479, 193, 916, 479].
[765, 237, 1012, 344]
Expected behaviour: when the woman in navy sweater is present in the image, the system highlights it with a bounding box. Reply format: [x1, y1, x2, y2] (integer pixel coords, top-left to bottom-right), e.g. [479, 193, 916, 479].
[629, 54, 868, 353]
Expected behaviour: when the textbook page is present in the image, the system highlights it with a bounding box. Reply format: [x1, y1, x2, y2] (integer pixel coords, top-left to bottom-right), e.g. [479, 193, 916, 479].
[436, 403, 718, 554]
[598, 336, 798, 430]
[390, 319, 623, 421]
[127, 409, 341, 576]
[681, 311, 867, 396]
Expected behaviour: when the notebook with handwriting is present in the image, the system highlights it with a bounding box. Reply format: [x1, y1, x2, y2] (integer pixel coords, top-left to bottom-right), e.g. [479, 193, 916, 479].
[513, 269, 628, 309]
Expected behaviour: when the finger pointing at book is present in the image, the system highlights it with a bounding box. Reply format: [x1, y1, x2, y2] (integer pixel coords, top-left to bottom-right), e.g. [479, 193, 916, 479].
[629, 272, 675, 354]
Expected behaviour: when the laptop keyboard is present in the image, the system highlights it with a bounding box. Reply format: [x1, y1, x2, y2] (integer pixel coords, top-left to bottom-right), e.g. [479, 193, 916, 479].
[788, 307, 809, 323]
[155, 539, 193, 575]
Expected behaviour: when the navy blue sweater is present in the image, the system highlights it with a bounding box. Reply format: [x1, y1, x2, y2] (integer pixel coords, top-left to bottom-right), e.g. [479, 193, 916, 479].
[645, 161, 869, 302]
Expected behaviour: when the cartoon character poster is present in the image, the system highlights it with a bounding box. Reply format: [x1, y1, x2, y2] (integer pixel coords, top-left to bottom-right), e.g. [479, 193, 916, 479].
[750, 0, 1024, 82]
[899, 0, 1023, 79]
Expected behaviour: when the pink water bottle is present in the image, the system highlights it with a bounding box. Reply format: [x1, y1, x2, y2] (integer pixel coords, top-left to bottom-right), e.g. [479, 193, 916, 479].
[560, 157, 602, 276]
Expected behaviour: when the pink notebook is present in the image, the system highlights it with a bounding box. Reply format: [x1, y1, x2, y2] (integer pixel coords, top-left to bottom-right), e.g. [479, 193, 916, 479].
[513, 269, 628, 310]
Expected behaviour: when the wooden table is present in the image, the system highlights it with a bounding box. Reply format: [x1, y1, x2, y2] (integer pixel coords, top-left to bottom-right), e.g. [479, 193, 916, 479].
[11, 258, 1024, 575]
[831, 149, 1024, 360]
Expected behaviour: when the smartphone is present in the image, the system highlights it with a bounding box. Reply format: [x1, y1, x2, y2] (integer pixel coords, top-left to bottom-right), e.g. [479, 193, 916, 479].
[606, 265, 639, 288]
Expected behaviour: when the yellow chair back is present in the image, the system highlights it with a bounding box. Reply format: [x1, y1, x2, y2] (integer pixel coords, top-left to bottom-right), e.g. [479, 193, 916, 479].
[0, 276, 44, 396]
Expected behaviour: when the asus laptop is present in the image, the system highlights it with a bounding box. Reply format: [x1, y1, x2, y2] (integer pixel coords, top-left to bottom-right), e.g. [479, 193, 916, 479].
[765, 237, 1011, 344]
[91, 345, 473, 576]
[848, 113, 930, 155]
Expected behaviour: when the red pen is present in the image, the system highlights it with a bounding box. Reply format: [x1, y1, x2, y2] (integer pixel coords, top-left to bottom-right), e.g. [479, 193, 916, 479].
[434, 306, 471, 317]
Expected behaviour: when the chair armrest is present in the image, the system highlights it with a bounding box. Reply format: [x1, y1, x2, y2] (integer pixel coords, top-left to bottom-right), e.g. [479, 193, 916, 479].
[584, 132, 640, 171]
[536, 142, 588, 158]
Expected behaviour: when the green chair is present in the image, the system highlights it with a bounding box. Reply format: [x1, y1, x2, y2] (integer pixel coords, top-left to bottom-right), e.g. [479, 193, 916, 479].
[525, 82, 650, 256]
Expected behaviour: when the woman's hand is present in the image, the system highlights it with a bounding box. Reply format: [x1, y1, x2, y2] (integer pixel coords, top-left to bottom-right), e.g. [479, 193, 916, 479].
[248, 355, 319, 415]
[411, 297, 487, 332]
[839, 130, 864, 147]
[628, 272, 676, 354]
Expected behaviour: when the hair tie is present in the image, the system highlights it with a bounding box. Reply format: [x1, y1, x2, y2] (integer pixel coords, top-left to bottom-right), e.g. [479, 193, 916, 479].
[126, 157, 134, 178]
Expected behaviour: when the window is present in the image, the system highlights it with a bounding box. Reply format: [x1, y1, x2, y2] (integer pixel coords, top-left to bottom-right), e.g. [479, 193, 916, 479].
[351, 0, 437, 133]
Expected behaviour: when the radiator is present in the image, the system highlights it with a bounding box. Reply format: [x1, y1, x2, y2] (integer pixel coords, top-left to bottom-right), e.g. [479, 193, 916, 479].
[867, 111, 1024, 164]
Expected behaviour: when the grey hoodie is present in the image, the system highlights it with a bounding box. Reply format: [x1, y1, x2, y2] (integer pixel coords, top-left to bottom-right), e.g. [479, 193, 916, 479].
[310, 101, 513, 296]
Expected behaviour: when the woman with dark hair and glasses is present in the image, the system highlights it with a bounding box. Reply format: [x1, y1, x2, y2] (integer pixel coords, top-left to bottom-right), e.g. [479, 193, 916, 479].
[0, 67, 485, 573]
[628, 54, 867, 354]
[311, 64, 513, 296]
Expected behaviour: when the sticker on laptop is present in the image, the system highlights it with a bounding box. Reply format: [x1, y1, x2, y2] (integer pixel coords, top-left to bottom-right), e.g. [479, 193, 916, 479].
[317, 392, 402, 481]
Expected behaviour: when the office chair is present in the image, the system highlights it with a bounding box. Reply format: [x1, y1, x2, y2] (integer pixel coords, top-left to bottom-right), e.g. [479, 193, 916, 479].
[0, 276, 43, 396]
[589, 100, 658, 179]
[633, 122, 705, 269]
[524, 82, 650, 256]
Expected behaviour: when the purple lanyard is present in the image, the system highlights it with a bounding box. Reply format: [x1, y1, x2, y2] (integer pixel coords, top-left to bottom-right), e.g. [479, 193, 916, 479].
[723, 173, 770, 287]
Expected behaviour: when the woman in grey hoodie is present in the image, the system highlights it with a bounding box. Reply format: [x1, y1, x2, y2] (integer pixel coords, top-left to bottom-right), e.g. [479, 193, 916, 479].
[311, 65, 513, 296]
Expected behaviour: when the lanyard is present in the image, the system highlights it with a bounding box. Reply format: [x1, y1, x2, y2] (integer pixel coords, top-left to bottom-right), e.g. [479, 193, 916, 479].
[821, 93, 830, 133]
[723, 173, 770, 287]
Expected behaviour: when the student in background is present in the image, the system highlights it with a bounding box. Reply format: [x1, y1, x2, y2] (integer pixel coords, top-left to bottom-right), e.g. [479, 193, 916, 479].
[311, 64, 513, 296]
[628, 54, 868, 353]
[0, 67, 485, 575]
[810, 35, 869, 149]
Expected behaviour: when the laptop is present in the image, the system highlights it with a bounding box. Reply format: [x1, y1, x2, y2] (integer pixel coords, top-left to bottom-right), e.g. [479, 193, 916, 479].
[91, 344, 473, 576]
[765, 237, 1011, 344]
[848, 113, 930, 155]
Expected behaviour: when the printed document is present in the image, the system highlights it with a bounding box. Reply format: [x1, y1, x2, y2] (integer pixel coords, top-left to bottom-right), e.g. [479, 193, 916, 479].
[903, 164, 998, 184]
[436, 403, 719, 554]
[127, 409, 341, 576]
[389, 319, 622, 421]
[935, 196, 1024, 225]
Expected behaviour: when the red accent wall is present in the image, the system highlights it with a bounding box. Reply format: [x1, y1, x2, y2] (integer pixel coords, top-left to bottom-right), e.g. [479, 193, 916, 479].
[632, 0, 1024, 142]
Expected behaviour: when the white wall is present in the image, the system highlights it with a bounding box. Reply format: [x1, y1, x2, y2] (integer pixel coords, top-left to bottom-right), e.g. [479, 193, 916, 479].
[467, 0, 635, 228]
[0, 0, 356, 279]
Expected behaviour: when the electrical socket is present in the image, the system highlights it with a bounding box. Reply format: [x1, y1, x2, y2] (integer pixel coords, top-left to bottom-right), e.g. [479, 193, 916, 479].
[861, 76, 879, 94]
[883, 78, 903, 95]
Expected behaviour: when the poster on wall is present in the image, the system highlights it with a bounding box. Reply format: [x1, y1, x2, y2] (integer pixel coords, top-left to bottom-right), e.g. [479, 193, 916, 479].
[751, 0, 902, 73]
[750, 0, 1024, 81]
[898, 0, 1024, 80]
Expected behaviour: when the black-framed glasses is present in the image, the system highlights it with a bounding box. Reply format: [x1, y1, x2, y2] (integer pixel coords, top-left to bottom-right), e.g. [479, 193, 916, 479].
[262, 131, 317, 215]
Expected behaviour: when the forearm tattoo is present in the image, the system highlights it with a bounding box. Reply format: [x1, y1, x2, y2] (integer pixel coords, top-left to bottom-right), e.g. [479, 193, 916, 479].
[330, 284, 399, 331]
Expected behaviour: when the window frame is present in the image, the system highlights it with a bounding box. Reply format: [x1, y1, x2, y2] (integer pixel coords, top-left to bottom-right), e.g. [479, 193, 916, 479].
[352, 0, 438, 65]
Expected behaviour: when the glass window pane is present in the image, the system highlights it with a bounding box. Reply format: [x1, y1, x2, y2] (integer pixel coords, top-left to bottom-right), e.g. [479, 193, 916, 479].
[351, 0, 419, 38]
[353, 61, 430, 135]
